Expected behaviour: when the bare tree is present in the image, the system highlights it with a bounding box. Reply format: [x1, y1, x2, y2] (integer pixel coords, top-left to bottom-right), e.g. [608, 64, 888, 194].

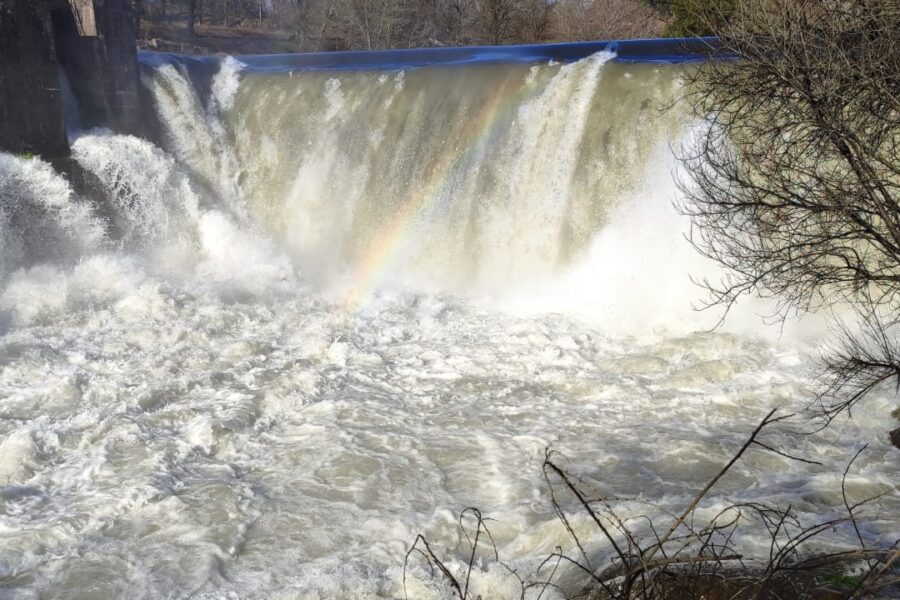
[554, 0, 663, 42]
[275, 0, 307, 42]
[479, 0, 518, 45]
[516, 0, 552, 43]
[187, 0, 197, 35]
[434, 0, 473, 45]
[325, 0, 404, 50]
[676, 0, 900, 429]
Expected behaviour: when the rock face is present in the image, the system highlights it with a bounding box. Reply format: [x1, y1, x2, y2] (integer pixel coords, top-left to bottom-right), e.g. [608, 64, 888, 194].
[0, 0, 70, 159]
[0, 0, 143, 159]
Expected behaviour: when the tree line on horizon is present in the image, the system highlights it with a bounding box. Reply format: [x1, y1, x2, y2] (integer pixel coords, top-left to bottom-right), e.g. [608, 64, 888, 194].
[137, 0, 720, 53]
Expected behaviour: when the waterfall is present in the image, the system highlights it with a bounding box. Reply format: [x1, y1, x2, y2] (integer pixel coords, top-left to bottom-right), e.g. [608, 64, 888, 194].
[137, 51, 691, 316]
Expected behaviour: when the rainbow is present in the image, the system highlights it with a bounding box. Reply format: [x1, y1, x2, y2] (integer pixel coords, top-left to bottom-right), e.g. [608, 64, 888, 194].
[338, 71, 527, 315]
[338, 55, 606, 316]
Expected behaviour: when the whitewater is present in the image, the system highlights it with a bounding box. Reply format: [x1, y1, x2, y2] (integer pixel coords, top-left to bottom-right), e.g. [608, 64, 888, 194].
[0, 48, 897, 599]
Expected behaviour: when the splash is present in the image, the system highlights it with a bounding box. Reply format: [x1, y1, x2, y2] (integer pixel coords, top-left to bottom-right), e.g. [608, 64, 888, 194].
[0, 154, 106, 280]
[210, 56, 246, 113]
[72, 132, 202, 245]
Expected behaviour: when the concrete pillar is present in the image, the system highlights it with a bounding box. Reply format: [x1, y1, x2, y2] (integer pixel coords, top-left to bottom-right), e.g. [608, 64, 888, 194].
[67, 0, 98, 36]
[0, 0, 70, 159]
[52, 0, 145, 137]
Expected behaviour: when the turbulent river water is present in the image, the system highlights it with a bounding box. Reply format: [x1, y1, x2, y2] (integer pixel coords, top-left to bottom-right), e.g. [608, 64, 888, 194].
[0, 49, 897, 599]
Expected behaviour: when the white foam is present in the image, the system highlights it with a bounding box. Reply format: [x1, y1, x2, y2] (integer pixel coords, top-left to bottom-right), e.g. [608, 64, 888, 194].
[73, 132, 202, 245]
[211, 56, 246, 113]
[0, 429, 37, 485]
[0, 153, 106, 279]
[194, 209, 297, 296]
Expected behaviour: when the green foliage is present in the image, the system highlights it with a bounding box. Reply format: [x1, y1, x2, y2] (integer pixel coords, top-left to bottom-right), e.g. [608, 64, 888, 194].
[664, 0, 734, 37]
[823, 572, 863, 589]
[16, 151, 35, 160]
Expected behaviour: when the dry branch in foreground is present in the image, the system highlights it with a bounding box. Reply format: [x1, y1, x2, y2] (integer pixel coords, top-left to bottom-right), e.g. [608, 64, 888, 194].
[404, 409, 899, 599]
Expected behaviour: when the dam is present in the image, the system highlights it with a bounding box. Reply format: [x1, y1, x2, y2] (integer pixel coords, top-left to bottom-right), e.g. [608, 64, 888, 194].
[0, 41, 898, 598]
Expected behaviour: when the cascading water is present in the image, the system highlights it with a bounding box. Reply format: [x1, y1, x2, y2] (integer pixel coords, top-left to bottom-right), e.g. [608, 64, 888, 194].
[0, 48, 897, 599]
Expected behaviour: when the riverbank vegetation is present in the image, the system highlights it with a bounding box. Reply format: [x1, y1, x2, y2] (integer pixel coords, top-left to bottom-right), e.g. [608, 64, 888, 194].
[135, 0, 673, 54]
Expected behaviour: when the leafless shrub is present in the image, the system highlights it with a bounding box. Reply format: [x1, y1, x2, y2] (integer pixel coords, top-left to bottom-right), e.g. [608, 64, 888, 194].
[675, 0, 900, 425]
[405, 409, 899, 599]
[813, 309, 900, 424]
[404, 507, 528, 600]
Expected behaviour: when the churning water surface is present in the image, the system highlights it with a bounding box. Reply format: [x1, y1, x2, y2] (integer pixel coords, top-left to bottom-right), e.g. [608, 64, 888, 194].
[0, 51, 897, 599]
